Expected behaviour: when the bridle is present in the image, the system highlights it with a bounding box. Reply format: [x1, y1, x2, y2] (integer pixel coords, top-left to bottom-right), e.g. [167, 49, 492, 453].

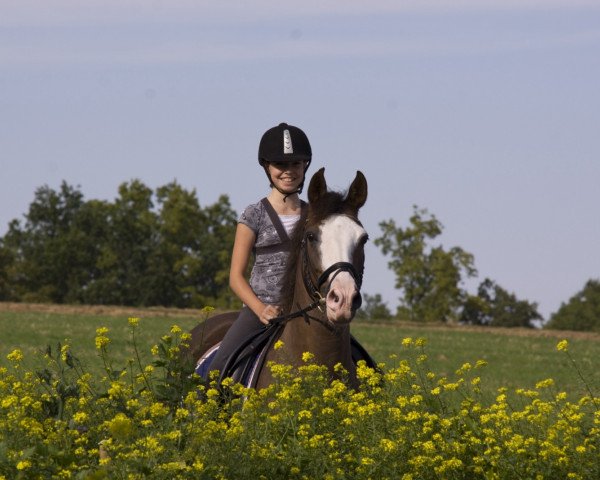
[268, 231, 363, 330]
[301, 236, 363, 309]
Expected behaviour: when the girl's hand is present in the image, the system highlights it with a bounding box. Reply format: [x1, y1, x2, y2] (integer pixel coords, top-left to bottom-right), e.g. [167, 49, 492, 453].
[259, 305, 282, 325]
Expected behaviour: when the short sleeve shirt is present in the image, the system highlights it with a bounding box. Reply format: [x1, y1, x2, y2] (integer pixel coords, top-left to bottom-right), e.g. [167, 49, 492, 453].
[239, 200, 299, 305]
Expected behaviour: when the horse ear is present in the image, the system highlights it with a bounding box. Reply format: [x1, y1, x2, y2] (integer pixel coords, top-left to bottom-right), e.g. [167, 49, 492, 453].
[345, 170, 368, 211]
[308, 167, 327, 204]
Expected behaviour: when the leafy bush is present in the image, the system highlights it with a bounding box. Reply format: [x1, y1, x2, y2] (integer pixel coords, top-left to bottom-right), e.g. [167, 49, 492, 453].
[0, 320, 598, 479]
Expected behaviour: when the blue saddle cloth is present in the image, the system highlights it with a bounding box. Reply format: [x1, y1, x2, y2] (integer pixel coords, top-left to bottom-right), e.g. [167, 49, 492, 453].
[195, 326, 377, 389]
[194, 332, 276, 388]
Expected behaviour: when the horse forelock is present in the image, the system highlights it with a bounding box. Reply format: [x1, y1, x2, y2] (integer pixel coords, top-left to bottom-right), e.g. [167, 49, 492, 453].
[308, 191, 361, 225]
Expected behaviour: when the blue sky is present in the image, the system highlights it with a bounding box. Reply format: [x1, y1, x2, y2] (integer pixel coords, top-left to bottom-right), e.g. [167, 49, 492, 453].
[1, 0, 599, 320]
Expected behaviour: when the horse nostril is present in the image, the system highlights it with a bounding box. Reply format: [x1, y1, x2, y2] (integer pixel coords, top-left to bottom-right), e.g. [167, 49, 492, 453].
[327, 290, 340, 304]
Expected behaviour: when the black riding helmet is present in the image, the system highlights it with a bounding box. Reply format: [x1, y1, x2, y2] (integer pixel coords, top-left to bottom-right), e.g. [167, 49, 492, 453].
[258, 122, 312, 196]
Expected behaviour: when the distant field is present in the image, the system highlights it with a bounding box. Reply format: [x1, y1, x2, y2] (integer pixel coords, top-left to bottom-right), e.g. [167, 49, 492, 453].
[1, 302, 598, 400]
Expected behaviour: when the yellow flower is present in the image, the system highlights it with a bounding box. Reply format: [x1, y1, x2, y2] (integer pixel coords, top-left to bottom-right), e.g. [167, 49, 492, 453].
[108, 381, 125, 399]
[60, 344, 71, 362]
[380, 438, 396, 453]
[535, 378, 555, 389]
[273, 340, 284, 350]
[6, 349, 23, 363]
[73, 412, 89, 424]
[170, 324, 182, 334]
[556, 339, 568, 352]
[16, 460, 32, 470]
[401, 337, 413, 347]
[128, 316, 140, 327]
[95, 327, 110, 349]
[1, 395, 17, 409]
[149, 402, 169, 418]
[107, 413, 134, 440]
[302, 351, 314, 363]
[298, 410, 312, 420]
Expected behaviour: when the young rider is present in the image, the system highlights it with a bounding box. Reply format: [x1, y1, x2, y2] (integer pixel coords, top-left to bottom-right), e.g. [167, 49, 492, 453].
[208, 122, 312, 377]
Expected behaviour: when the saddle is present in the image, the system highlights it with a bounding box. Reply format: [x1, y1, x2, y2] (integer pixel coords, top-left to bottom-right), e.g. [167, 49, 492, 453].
[195, 324, 378, 389]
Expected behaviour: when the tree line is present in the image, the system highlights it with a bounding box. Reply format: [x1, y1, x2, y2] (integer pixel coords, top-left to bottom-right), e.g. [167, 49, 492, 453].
[0, 180, 238, 309]
[0, 182, 597, 331]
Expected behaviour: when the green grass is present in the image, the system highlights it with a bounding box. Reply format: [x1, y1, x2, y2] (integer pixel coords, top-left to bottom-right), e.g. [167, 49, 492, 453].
[1, 307, 598, 400]
[352, 321, 600, 398]
[0, 310, 204, 374]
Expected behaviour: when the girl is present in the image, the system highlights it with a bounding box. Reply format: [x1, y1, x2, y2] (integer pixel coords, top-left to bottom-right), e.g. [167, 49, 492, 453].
[208, 122, 312, 377]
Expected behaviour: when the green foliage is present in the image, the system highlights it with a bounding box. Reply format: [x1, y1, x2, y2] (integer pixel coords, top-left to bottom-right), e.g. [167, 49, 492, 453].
[3, 308, 599, 396]
[1, 182, 90, 303]
[0, 323, 598, 479]
[546, 279, 600, 332]
[355, 293, 393, 321]
[0, 243, 13, 300]
[375, 206, 477, 323]
[461, 278, 543, 328]
[0, 180, 238, 308]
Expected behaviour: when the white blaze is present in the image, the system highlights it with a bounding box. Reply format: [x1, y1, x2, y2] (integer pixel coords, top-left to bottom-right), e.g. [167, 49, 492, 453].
[318, 215, 365, 277]
[318, 214, 366, 322]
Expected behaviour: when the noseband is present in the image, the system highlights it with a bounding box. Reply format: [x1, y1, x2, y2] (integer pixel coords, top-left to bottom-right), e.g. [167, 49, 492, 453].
[301, 237, 363, 308]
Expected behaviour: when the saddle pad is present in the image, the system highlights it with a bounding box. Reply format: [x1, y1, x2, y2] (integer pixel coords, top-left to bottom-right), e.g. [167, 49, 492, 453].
[195, 335, 378, 389]
[195, 342, 267, 388]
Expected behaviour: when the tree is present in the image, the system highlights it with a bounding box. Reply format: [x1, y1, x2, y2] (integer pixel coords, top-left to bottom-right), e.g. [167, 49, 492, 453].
[545, 279, 600, 332]
[460, 278, 543, 328]
[0, 240, 15, 300]
[151, 184, 238, 308]
[77, 180, 158, 306]
[375, 206, 477, 323]
[0, 179, 239, 308]
[355, 293, 393, 321]
[193, 194, 238, 307]
[1, 182, 91, 303]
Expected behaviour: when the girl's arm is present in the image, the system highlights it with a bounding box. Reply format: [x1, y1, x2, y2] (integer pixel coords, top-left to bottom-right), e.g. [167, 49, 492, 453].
[229, 223, 281, 324]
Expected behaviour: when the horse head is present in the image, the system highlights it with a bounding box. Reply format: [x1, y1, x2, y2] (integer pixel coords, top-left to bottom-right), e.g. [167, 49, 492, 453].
[303, 167, 368, 325]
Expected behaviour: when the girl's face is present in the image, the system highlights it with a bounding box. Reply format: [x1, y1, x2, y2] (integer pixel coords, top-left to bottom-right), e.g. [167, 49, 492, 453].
[267, 161, 307, 193]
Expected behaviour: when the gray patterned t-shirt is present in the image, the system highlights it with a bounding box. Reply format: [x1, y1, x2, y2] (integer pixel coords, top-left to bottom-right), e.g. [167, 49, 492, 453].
[239, 200, 300, 305]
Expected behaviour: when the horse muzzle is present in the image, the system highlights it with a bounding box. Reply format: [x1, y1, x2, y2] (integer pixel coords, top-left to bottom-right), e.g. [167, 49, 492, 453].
[324, 271, 362, 324]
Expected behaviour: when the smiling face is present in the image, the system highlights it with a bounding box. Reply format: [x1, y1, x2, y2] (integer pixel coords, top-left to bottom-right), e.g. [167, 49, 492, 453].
[267, 160, 307, 194]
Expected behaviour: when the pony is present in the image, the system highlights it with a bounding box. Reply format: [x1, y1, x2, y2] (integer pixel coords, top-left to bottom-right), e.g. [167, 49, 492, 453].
[185, 167, 373, 389]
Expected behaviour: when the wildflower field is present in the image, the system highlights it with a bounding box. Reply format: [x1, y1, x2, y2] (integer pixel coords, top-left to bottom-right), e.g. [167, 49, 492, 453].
[1, 304, 599, 479]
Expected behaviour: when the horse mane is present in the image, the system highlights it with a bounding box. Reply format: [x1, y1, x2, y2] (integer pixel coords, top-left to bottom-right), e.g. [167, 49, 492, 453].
[279, 189, 361, 314]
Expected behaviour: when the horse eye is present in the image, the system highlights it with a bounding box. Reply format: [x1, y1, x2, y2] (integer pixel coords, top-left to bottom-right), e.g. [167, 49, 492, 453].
[306, 232, 317, 242]
[359, 234, 369, 246]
